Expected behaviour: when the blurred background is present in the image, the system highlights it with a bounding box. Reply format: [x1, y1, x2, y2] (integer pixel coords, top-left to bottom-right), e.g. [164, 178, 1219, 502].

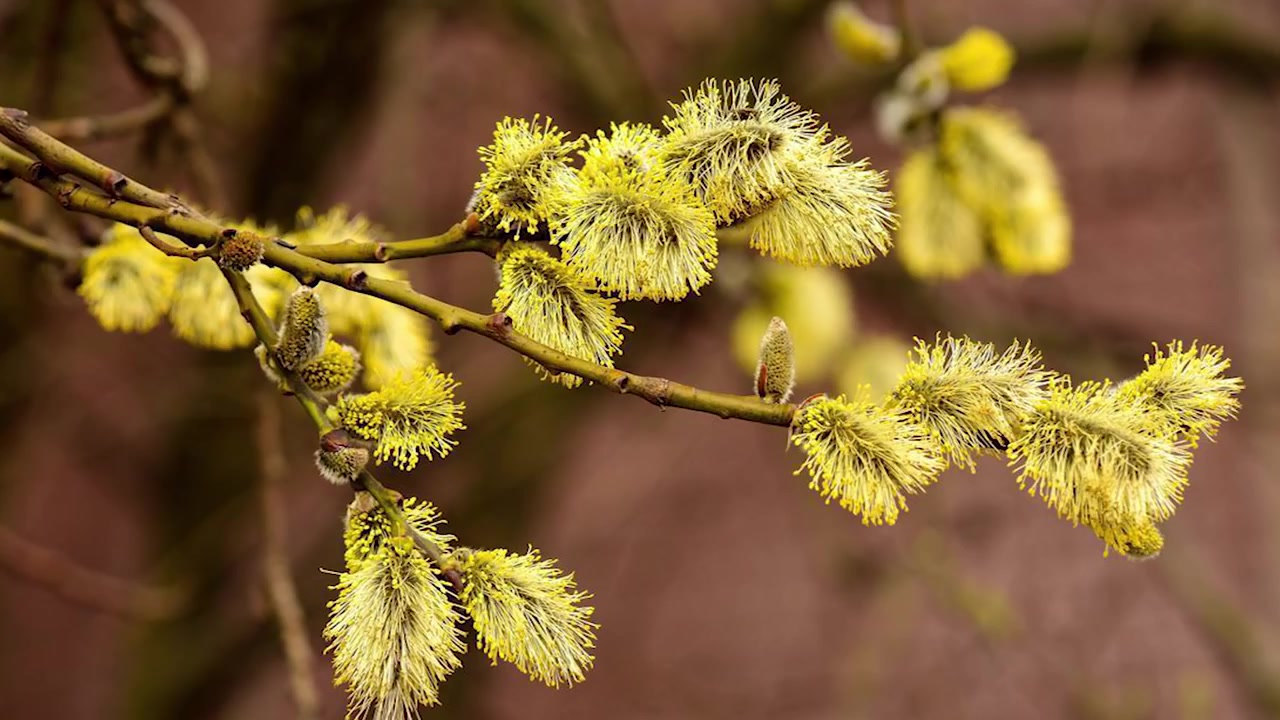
[2, 0, 1279, 717]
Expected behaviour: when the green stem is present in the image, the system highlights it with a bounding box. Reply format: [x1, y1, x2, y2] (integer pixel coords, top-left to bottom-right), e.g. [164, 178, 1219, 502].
[0, 120, 797, 427]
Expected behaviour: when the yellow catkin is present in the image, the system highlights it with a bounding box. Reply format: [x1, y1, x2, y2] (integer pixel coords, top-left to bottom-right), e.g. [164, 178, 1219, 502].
[493, 245, 629, 388]
[894, 147, 986, 279]
[937, 27, 1015, 92]
[553, 123, 719, 301]
[473, 116, 580, 237]
[887, 336, 1052, 470]
[660, 78, 821, 224]
[325, 535, 464, 716]
[938, 107, 1071, 275]
[827, 1, 901, 65]
[791, 393, 944, 525]
[449, 547, 596, 688]
[297, 340, 362, 395]
[1008, 379, 1191, 526]
[742, 133, 896, 268]
[332, 367, 466, 471]
[78, 224, 181, 332]
[1115, 341, 1243, 447]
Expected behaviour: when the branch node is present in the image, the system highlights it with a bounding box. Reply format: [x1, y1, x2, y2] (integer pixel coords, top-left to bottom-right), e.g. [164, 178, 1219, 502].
[276, 237, 297, 250]
[372, 243, 390, 262]
[343, 269, 368, 290]
[2, 107, 30, 127]
[103, 170, 128, 196]
[299, 273, 319, 288]
[614, 373, 630, 393]
[485, 312, 512, 336]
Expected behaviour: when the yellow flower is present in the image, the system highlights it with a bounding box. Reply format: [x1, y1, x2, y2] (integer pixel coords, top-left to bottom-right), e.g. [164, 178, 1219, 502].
[827, 1, 901, 65]
[742, 134, 895, 268]
[358, 301, 434, 390]
[473, 116, 580, 237]
[660, 78, 820, 224]
[553, 123, 719, 301]
[332, 367, 465, 470]
[887, 336, 1052, 470]
[78, 224, 181, 332]
[791, 393, 944, 525]
[494, 245, 629, 388]
[1008, 380, 1191, 525]
[989, 185, 1072, 275]
[754, 316, 795, 403]
[938, 107, 1070, 275]
[731, 264, 855, 383]
[894, 147, 986, 279]
[325, 535, 465, 716]
[448, 547, 596, 688]
[937, 28, 1015, 92]
[1116, 341, 1243, 447]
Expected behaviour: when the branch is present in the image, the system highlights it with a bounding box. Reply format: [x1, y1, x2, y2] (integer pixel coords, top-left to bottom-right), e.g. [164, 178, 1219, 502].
[0, 525, 184, 622]
[255, 388, 321, 720]
[290, 215, 503, 263]
[0, 114, 797, 428]
[0, 218, 83, 266]
[39, 95, 175, 142]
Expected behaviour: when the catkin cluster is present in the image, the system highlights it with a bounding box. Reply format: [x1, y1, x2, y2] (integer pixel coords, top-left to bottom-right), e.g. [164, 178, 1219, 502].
[77, 207, 433, 390]
[472, 78, 896, 388]
[326, 496, 596, 716]
[788, 336, 1241, 558]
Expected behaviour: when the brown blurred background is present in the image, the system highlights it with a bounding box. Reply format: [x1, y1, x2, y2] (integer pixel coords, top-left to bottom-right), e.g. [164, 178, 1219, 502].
[2, 0, 1280, 718]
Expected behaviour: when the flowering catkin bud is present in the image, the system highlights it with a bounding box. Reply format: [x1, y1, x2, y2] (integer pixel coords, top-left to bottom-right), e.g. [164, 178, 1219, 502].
[298, 340, 362, 395]
[827, 1, 901, 65]
[755, 316, 795, 403]
[315, 429, 370, 485]
[275, 287, 328, 370]
[215, 230, 265, 271]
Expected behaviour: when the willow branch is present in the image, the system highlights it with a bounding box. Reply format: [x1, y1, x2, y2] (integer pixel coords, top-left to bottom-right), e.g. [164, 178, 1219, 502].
[0, 218, 83, 266]
[0, 525, 184, 621]
[255, 388, 321, 720]
[291, 215, 503, 263]
[0, 117, 797, 427]
[39, 95, 175, 142]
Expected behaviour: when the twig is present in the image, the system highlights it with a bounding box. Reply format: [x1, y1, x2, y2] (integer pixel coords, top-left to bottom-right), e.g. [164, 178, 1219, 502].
[291, 215, 503, 263]
[138, 224, 210, 259]
[256, 388, 321, 720]
[39, 95, 175, 142]
[0, 525, 183, 621]
[0, 218, 83, 266]
[0, 123, 797, 427]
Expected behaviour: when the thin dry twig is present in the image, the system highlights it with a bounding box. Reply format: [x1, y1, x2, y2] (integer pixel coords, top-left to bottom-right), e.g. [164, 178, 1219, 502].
[256, 388, 321, 720]
[0, 525, 183, 621]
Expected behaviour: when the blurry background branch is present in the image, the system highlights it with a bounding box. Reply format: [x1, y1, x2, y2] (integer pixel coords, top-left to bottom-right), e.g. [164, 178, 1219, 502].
[0, 525, 185, 621]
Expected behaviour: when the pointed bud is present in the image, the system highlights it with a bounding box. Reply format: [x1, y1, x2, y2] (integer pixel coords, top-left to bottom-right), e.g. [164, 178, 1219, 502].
[276, 287, 328, 370]
[315, 429, 370, 485]
[755, 316, 796, 403]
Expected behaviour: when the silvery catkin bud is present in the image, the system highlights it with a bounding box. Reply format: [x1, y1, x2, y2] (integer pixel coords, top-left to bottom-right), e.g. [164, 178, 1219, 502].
[275, 287, 328, 371]
[755, 316, 795, 404]
[315, 429, 370, 485]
